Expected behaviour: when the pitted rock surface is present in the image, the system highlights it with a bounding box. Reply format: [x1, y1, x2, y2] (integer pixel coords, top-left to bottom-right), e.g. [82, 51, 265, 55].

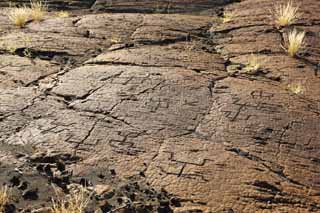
[0, 0, 320, 212]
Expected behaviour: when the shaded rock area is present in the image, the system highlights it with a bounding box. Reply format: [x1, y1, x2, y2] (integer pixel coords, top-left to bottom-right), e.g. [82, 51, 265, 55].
[0, 0, 234, 14]
[0, 0, 320, 212]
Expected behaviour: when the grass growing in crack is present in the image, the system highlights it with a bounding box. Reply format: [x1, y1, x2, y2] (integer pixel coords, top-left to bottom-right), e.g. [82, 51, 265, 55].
[221, 12, 233, 24]
[288, 83, 304, 94]
[110, 34, 122, 44]
[3, 43, 18, 54]
[0, 33, 33, 55]
[7, 6, 30, 28]
[0, 186, 9, 213]
[271, 0, 301, 28]
[23, 48, 33, 58]
[30, 0, 48, 22]
[242, 54, 262, 74]
[7, 0, 47, 27]
[212, 12, 233, 25]
[286, 28, 305, 57]
[56, 11, 70, 18]
[50, 186, 90, 213]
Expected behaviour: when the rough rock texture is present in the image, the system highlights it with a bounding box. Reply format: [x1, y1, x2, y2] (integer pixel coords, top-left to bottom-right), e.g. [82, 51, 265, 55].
[0, 0, 320, 212]
[0, 0, 95, 10]
[0, 0, 231, 14]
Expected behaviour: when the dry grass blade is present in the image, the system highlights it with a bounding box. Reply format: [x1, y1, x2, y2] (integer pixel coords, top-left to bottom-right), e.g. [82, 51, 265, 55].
[30, 0, 47, 22]
[288, 83, 304, 94]
[287, 28, 305, 57]
[0, 186, 9, 213]
[222, 12, 233, 23]
[271, 0, 301, 27]
[50, 186, 90, 213]
[7, 6, 30, 28]
[56, 11, 70, 18]
[242, 54, 262, 74]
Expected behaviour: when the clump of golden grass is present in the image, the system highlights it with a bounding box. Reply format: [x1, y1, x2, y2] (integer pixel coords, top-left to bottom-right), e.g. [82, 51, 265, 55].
[271, 0, 301, 27]
[222, 12, 233, 23]
[213, 12, 233, 24]
[30, 0, 47, 22]
[242, 54, 262, 74]
[286, 28, 305, 57]
[7, 6, 31, 28]
[50, 186, 90, 213]
[7, 1, 47, 27]
[288, 83, 304, 94]
[0, 186, 9, 213]
[56, 11, 70, 18]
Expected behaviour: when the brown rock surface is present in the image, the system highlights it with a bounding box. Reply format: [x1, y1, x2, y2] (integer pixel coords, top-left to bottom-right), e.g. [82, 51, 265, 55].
[0, 0, 319, 212]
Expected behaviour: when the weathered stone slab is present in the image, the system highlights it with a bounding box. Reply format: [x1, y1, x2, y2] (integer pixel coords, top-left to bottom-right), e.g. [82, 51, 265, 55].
[0, 0, 319, 212]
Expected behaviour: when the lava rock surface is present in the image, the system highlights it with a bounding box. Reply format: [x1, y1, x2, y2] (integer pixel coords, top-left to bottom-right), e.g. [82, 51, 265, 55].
[0, 0, 319, 212]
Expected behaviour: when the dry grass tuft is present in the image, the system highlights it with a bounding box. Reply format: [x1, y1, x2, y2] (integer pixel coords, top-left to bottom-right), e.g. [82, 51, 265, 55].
[50, 186, 90, 213]
[56, 11, 70, 18]
[271, 0, 301, 27]
[7, 6, 30, 28]
[286, 28, 305, 57]
[0, 186, 9, 213]
[213, 12, 233, 24]
[242, 54, 262, 74]
[7, 1, 47, 27]
[222, 12, 233, 24]
[288, 83, 304, 94]
[30, 0, 47, 22]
